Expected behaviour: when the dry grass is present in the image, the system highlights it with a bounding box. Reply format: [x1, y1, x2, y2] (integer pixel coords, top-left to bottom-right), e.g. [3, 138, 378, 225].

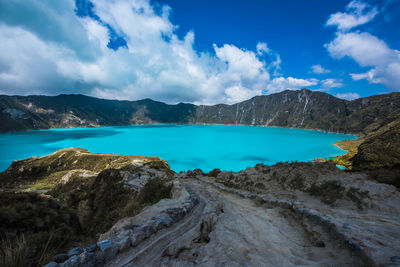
[333, 138, 364, 169]
[0, 234, 28, 267]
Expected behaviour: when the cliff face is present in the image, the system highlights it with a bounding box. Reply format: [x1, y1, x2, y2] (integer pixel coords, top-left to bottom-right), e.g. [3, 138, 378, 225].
[1, 89, 400, 134]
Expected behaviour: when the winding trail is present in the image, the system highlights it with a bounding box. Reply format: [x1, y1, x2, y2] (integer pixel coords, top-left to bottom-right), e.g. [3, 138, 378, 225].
[108, 178, 364, 266]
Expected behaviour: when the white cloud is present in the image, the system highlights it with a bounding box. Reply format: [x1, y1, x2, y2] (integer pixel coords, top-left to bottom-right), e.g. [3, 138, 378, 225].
[326, 32, 395, 66]
[311, 64, 331, 74]
[265, 77, 318, 93]
[321, 78, 343, 89]
[256, 42, 270, 55]
[0, 0, 317, 104]
[326, 0, 378, 31]
[335, 92, 360, 100]
[326, 31, 400, 91]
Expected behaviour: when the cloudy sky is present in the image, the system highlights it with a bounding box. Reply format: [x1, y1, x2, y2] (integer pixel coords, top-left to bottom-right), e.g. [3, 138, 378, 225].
[0, 0, 399, 104]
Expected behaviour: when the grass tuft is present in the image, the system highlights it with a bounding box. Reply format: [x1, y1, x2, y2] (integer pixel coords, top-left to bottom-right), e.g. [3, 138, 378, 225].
[0, 234, 28, 267]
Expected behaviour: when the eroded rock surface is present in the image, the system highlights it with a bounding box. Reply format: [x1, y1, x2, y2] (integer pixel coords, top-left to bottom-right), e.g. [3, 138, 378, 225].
[104, 162, 400, 267]
[2, 149, 399, 266]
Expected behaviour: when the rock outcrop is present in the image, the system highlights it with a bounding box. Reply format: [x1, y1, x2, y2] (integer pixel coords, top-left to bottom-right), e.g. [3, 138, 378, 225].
[334, 120, 400, 188]
[0, 148, 174, 266]
[44, 180, 199, 267]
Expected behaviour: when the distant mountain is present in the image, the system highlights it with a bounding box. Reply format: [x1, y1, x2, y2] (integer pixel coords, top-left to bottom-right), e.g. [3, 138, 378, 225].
[1, 89, 400, 135]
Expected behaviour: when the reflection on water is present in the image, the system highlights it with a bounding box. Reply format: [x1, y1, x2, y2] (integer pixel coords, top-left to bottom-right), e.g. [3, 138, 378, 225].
[240, 156, 270, 163]
[8, 128, 121, 142]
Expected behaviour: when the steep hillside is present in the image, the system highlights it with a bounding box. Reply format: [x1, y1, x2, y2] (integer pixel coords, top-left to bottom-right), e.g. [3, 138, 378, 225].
[0, 94, 196, 132]
[0, 148, 173, 265]
[1, 89, 400, 134]
[352, 120, 400, 170]
[193, 89, 349, 131]
[333, 121, 400, 187]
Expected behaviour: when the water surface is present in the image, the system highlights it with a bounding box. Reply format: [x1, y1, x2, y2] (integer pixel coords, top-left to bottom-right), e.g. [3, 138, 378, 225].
[0, 125, 356, 172]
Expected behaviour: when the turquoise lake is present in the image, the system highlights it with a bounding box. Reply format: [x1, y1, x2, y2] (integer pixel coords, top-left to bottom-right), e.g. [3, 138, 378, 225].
[0, 125, 356, 172]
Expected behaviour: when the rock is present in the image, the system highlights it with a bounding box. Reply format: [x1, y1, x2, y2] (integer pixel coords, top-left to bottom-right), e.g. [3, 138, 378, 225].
[247, 193, 257, 199]
[61, 255, 79, 267]
[110, 234, 131, 252]
[130, 227, 147, 247]
[165, 207, 185, 221]
[43, 262, 58, 267]
[67, 247, 83, 257]
[183, 202, 193, 210]
[85, 243, 98, 253]
[97, 239, 119, 261]
[187, 169, 203, 177]
[391, 256, 400, 263]
[151, 218, 165, 231]
[53, 253, 69, 263]
[190, 195, 199, 205]
[122, 224, 138, 231]
[158, 214, 173, 227]
[194, 214, 217, 243]
[141, 224, 156, 238]
[79, 251, 98, 267]
[207, 168, 221, 177]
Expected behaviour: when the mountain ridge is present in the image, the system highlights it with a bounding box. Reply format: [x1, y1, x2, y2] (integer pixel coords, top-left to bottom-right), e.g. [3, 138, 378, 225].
[2, 89, 400, 135]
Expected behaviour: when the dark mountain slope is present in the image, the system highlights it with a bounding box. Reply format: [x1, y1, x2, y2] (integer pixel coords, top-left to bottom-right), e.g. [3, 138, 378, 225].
[1, 89, 400, 134]
[192, 89, 349, 132]
[0, 94, 196, 132]
[352, 120, 400, 170]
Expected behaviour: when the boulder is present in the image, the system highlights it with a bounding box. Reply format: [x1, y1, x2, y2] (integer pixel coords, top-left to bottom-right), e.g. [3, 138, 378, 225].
[61, 255, 79, 267]
[67, 247, 83, 257]
[79, 251, 99, 267]
[165, 207, 185, 221]
[158, 214, 173, 227]
[97, 239, 119, 261]
[151, 218, 165, 231]
[85, 243, 98, 253]
[141, 224, 156, 238]
[130, 227, 146, 247]
[110, 234, 131, 252]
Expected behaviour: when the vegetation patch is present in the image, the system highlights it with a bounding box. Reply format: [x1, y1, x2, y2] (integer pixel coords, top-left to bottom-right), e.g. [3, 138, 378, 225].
[333, 138, 364, 169]
[0, 148, 174, 266]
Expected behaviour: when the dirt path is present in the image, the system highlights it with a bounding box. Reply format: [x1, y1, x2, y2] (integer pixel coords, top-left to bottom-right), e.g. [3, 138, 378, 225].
[108, 178, 363, 266]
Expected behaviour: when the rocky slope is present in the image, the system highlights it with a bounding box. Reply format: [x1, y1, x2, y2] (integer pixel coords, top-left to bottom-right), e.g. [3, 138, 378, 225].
[352, 120, 400, 171]
[1, 150, 400, 266]
[333, 120, 400, 188]
[62, 161, 400, 266]
[0, 148, 174, 266]
[1, 89, 400, 134]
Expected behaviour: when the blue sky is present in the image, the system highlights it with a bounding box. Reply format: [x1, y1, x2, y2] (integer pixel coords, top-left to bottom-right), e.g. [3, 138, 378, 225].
[0, 0, 399, 104]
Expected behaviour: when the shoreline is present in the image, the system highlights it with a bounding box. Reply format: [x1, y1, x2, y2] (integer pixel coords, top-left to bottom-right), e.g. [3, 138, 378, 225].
[0, 122, 360, 137]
